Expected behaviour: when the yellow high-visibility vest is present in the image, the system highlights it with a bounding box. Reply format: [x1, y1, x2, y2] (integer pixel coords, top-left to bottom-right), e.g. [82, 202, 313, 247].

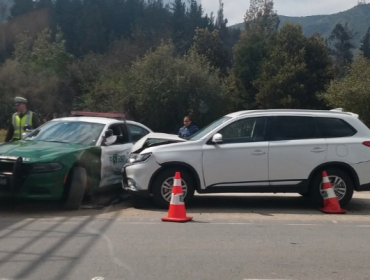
[12, 111, 33, 140]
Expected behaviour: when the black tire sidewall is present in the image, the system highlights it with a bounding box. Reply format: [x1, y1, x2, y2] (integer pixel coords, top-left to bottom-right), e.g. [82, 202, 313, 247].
[152, 168, 195, 209]
[63, 166, 87, 210]
[310, 168, 354, 207]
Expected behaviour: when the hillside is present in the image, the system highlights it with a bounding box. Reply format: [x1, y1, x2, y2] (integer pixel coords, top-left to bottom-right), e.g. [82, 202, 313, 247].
[230, 3, 370, 49]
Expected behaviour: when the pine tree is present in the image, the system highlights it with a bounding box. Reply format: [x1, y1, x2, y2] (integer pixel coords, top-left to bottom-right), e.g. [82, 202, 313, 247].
[328, 23, 357, 75]
[9, 0, 34, 19]
[360, 27, 370, 60]
[35, 0, 53, 10]
[232, 0, 279, 109]
[255, 23, 335, 109]
[244, 0, 280, 37]
[76, 0, 107, 54]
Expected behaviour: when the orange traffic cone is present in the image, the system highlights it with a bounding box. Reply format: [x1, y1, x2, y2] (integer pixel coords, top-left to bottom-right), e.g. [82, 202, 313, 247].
[161, 172, 193, 223]
[319, 171, 346, 214]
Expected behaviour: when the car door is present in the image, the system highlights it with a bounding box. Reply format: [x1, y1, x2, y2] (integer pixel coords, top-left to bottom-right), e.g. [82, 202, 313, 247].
[202, 116, 269, 189]
[100, 123, 132, 188]
[268, 115, 328, 187]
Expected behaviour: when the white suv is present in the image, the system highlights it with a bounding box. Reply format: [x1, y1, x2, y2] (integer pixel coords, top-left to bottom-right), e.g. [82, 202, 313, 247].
[122, 109, 370, 208]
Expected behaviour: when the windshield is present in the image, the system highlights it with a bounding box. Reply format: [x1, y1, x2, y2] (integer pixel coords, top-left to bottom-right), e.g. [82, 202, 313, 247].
[188, 116, 232, 141]
[24, 121, 105, 146]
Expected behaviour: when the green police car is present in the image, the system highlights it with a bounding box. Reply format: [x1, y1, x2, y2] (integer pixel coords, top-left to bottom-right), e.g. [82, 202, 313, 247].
[0, 111, 152, 210]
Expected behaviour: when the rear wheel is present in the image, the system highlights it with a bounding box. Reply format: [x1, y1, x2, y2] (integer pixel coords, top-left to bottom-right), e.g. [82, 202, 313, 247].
[299, 192, 310, 198]
[310, 168, 354, 207]
[152, 168, 195, 209]
[63, 167, 87, 210]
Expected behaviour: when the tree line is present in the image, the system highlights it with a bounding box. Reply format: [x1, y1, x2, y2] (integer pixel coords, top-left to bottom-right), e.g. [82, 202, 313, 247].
[0, 0, 369, 132]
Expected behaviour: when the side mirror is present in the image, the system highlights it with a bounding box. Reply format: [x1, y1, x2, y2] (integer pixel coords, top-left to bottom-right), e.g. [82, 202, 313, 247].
[212, 133, 223, 144]
[24, 124, 33, 131]
[105, 129, 113, 138]
[22, 125, 34, 138]
[104, 129, 116, 146]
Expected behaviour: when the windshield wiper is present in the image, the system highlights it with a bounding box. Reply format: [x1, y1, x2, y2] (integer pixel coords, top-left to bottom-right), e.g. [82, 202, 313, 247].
[40, 140, 69, 144]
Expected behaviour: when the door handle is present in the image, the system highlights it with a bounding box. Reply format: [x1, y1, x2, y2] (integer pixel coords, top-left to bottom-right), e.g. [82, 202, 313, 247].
[310, 147, 326, 153]
[252, 150, 266, 155]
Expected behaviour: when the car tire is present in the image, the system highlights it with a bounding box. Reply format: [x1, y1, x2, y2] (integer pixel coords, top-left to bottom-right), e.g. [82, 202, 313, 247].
[63, 167, 87, 210]
[309, 168, 354, 207]
[152, 168, 195, 209]
[299, 192, 310, 198]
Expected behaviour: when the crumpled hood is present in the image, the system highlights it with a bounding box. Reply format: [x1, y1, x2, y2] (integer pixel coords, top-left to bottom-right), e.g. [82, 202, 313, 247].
[0, 140, 86, 162]
[131, 133, 187, 153]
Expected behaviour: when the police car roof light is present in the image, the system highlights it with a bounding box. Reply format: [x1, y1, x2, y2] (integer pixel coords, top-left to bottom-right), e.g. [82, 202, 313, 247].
[70, 111, 126, 119]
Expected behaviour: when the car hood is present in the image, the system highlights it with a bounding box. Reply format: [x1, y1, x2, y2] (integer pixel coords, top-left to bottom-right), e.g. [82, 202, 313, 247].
[131, 133, 187, 153]
[0, 140, 86, 162]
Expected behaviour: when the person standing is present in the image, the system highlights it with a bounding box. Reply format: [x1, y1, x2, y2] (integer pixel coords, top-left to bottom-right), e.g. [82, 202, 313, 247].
[178, 115, 199, 139]
[5, 97, 40, 142]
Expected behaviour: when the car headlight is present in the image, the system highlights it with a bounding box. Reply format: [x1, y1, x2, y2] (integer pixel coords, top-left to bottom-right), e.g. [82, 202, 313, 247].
[32, 163, 64, 173]
[128, 153, 152, 164]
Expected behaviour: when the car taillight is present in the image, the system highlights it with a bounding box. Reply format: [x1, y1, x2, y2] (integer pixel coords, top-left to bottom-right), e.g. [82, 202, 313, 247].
[362, 141, 370, 147]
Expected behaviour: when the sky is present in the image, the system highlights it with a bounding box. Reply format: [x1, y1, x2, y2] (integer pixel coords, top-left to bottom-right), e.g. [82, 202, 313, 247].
[200, 0, 362, 25]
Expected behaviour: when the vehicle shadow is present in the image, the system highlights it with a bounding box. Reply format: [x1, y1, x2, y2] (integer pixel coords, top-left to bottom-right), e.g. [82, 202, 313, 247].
[1, 192, 370, 217]
[0, 189, 130, 219]
[131, 193, 370, 216]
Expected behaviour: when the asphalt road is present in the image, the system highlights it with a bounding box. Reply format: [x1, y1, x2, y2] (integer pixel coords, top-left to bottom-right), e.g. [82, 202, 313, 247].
[1, 192, 370, 280]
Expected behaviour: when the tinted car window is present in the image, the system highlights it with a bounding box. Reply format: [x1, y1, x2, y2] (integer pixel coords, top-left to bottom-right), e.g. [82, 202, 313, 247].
[272, 116, 318, 141]
[127, 124, 150, 142]
[317, 117, 357, 138]
[218, 117, 267, 144]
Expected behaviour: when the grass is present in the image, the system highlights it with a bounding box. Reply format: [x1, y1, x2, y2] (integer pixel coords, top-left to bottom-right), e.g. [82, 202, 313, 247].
[0, 130, 6, 143]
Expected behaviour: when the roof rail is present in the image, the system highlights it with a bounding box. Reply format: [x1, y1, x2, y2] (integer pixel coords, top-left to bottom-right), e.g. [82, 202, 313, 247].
[70, 111, 126, 120]
[330, 108, 359, 118]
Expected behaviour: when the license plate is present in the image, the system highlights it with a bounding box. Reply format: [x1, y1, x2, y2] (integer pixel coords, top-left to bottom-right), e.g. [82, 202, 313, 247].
[0, 178, 7, 185]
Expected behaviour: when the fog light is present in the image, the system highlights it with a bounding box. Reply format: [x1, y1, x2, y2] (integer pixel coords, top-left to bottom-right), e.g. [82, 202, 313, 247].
[127, 179, 138, 191]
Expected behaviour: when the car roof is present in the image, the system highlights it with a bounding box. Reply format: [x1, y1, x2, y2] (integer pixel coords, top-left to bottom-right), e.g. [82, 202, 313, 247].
[226, 109, 359, 118]
[51, 116, 152, 129]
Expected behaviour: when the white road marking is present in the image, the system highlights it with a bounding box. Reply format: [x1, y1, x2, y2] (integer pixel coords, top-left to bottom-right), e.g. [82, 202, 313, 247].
[332, 220, 338, 223]
[286, 224, 323, 226]
[210, 222, 253, 225]
[86, 224, 135, 277]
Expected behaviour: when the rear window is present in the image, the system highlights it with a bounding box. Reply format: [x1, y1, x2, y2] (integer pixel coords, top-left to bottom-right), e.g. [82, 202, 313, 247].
[317, 118, 357, 138]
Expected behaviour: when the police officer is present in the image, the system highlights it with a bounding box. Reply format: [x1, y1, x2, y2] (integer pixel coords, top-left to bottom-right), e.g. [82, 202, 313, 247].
[178, 115, 199, 139]
[5, 97, 40, 142]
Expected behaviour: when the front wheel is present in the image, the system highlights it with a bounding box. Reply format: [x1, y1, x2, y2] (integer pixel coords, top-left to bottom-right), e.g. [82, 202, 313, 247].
[152, 168, 195, 209]
[63, 167, 87, 210]
[310, 168, 354, 207]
